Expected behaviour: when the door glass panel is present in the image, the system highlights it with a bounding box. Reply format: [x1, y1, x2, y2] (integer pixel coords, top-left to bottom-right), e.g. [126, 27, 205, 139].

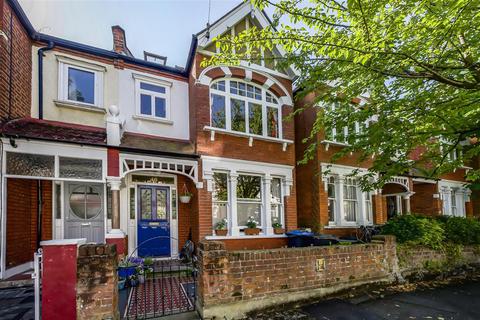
[140, 188, 152, 220]
[129, 187, 136, 219]
[156, 189, 167, 220]
[69, 185, 102, 220]
[85, 187, 102, 219]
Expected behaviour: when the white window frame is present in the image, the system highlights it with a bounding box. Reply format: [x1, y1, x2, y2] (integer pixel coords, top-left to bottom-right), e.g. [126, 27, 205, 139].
[209, 79, 283, 140]
[236, 173, 264, 230]
[212, 171, 230, 228]
[439, 180, 468, 217]
[270, 176, 284, 227]
[57, 58, 104, 108]
[343, 177, 359, 223]
[133, 74, 172, 121]
[327, 176, 337, 225]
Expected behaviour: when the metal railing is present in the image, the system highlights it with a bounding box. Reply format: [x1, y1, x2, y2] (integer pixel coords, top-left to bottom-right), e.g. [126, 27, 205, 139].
[32, 248, 43, 320]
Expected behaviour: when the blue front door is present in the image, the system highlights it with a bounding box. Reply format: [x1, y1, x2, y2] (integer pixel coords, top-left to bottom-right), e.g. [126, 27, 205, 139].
[137, 185, 171, 257]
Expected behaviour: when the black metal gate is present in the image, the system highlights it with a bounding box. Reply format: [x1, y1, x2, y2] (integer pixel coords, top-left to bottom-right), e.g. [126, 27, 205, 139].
[123, 259, 197, 319]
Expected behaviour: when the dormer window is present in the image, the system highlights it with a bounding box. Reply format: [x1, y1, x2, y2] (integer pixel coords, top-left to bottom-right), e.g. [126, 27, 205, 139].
[209, 79, 282, 139]
[133, 74, 171, 122]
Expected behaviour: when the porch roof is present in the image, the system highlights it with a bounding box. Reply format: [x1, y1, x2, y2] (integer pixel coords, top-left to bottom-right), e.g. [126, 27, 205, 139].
[120, 132, 195, 157]
[0, 118, 107, 146]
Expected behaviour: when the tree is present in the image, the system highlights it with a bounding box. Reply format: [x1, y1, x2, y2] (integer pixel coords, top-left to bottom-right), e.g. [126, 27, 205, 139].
[203, 0, 480, 189]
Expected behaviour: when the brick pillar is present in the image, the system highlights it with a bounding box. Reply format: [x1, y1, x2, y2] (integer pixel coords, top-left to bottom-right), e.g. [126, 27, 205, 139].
[106, 147, 127, 256]
[197, 241, 228, 317]
[77, 244, 119, 320]
[373, 194, 387, 224]
[466, 201, 474, 218]
[41, 239, 86, 320]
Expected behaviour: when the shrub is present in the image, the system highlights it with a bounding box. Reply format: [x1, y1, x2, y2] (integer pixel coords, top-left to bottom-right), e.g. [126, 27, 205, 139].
[381, 214, 445, 249]
[443, 216, 480, 245]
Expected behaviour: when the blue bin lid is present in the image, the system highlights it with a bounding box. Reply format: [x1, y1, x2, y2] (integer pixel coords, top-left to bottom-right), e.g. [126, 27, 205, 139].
[286, 230, 314, 236]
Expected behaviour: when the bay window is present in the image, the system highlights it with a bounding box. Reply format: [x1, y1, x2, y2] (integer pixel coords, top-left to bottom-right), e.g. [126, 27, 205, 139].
[209, 170, 288, 236]
[322, 164, 375, 227]
[210, 79, 282, 139]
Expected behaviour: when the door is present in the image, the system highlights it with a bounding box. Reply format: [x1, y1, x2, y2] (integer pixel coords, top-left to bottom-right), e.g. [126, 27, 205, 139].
[137, 185, 171, 257]
[65, 183, 104, 243]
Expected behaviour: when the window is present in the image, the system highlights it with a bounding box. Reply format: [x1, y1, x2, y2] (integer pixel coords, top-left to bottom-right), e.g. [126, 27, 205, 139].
[237, 175, 262, 228]
[212, 172, 229, 227]
[271, 177, 283, 226]
[138, 82, 168, 119]
[58, 60, 103, 107]
[324, 102, 367, 144]
[451, 190, 457, 216]
[59, 157, 102, 180]
[129, 187, 136, 220]
[6, 152, 55, 177]
[365, 191, 373, 223]
[343, 177, 358, 222]
[210, 79, 282, 139]
[327, 176, 336, 223]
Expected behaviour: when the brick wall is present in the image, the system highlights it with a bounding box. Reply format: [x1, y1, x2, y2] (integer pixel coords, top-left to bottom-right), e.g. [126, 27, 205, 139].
[411, 182, 442, 216]
[397, 245, 480, 277]
[76, 244, 118, 320]
[197, 235, 397, 318]
[177, 175, 197, 246]
[6, 178, 52, 268]
[0, 0, 32, 121]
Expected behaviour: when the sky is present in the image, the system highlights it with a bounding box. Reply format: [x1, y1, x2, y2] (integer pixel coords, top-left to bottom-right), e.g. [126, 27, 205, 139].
[18, 0, 245, 67]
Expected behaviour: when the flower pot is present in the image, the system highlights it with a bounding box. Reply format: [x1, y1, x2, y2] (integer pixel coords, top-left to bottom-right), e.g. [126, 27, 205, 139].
[118, 266, 137, 278]
[138, 274, 145, 284]
[274, 228, 285, 235]
[118, 279, 126, 290]
[215, 229, 228, 236]
[180, 195, 191, 203]
[244, 228, 260, 235]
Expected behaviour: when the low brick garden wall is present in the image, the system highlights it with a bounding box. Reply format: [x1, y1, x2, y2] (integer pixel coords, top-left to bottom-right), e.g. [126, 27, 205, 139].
[397, 244, 480, 276]
[197, 235, 399, 319]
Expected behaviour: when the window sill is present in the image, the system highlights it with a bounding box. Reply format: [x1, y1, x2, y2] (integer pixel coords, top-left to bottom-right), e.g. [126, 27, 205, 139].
[204, 126, 293, 151]
[205, 234, 287, 240]
[321, 140, 350, 147]
[133, 115, 173, 125]
[54, 100, 105, 114]
[324, 223, 373, 229]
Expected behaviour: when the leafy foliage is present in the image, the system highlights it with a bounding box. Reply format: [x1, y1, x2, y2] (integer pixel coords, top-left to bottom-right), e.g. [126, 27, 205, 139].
[204, 0, 480, 188]
[443, 216, 480, 244]
[381, 215, 445, 249]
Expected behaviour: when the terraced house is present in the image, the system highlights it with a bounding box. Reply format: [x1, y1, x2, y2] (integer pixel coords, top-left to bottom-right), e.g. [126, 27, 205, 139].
[0, 0, 298, 279]
[0, 0, 478, 283]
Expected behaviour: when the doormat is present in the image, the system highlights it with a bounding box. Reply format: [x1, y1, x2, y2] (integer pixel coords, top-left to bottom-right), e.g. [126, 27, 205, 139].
[125, 277, 194, 319]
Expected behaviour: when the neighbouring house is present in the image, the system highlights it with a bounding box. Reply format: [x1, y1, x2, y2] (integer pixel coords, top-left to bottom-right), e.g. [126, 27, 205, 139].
[0, 0, 298, 279]
[294, 92, 476, 237]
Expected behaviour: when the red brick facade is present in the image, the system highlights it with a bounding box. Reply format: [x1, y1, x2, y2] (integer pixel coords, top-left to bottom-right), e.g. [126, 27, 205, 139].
[6, 178, 52, 269]
[189, 52, 298, 247]
[0, 0, 32, 121]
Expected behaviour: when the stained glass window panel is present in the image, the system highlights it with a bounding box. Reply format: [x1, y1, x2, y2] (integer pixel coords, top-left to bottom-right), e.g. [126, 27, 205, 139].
[6, 152, 55, 177]
[59, 157, 102, 180]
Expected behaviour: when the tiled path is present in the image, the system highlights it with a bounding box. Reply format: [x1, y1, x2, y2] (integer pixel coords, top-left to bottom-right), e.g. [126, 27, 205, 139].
[0, 286, 34, 320]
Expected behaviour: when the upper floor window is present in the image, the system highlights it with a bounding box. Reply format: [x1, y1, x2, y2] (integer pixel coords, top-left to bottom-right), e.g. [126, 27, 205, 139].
[210, 79, 281, 139]
[134, 74, 171, 122]
[58, 60, 104, 108]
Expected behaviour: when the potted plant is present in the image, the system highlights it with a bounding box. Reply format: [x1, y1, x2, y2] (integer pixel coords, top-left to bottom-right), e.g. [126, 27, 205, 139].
[137, 267, 145, 284]
[272, 218, 285, 234]
[214, 218, 228, 236]
[180, 191, 192, 203]
[118, 257, 140, 278]
[244, 216, 260, 235]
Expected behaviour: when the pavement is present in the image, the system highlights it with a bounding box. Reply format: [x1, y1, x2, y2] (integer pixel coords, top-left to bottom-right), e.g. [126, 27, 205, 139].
[0, 286, 35, 320]
[249, 279, 480, 320]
